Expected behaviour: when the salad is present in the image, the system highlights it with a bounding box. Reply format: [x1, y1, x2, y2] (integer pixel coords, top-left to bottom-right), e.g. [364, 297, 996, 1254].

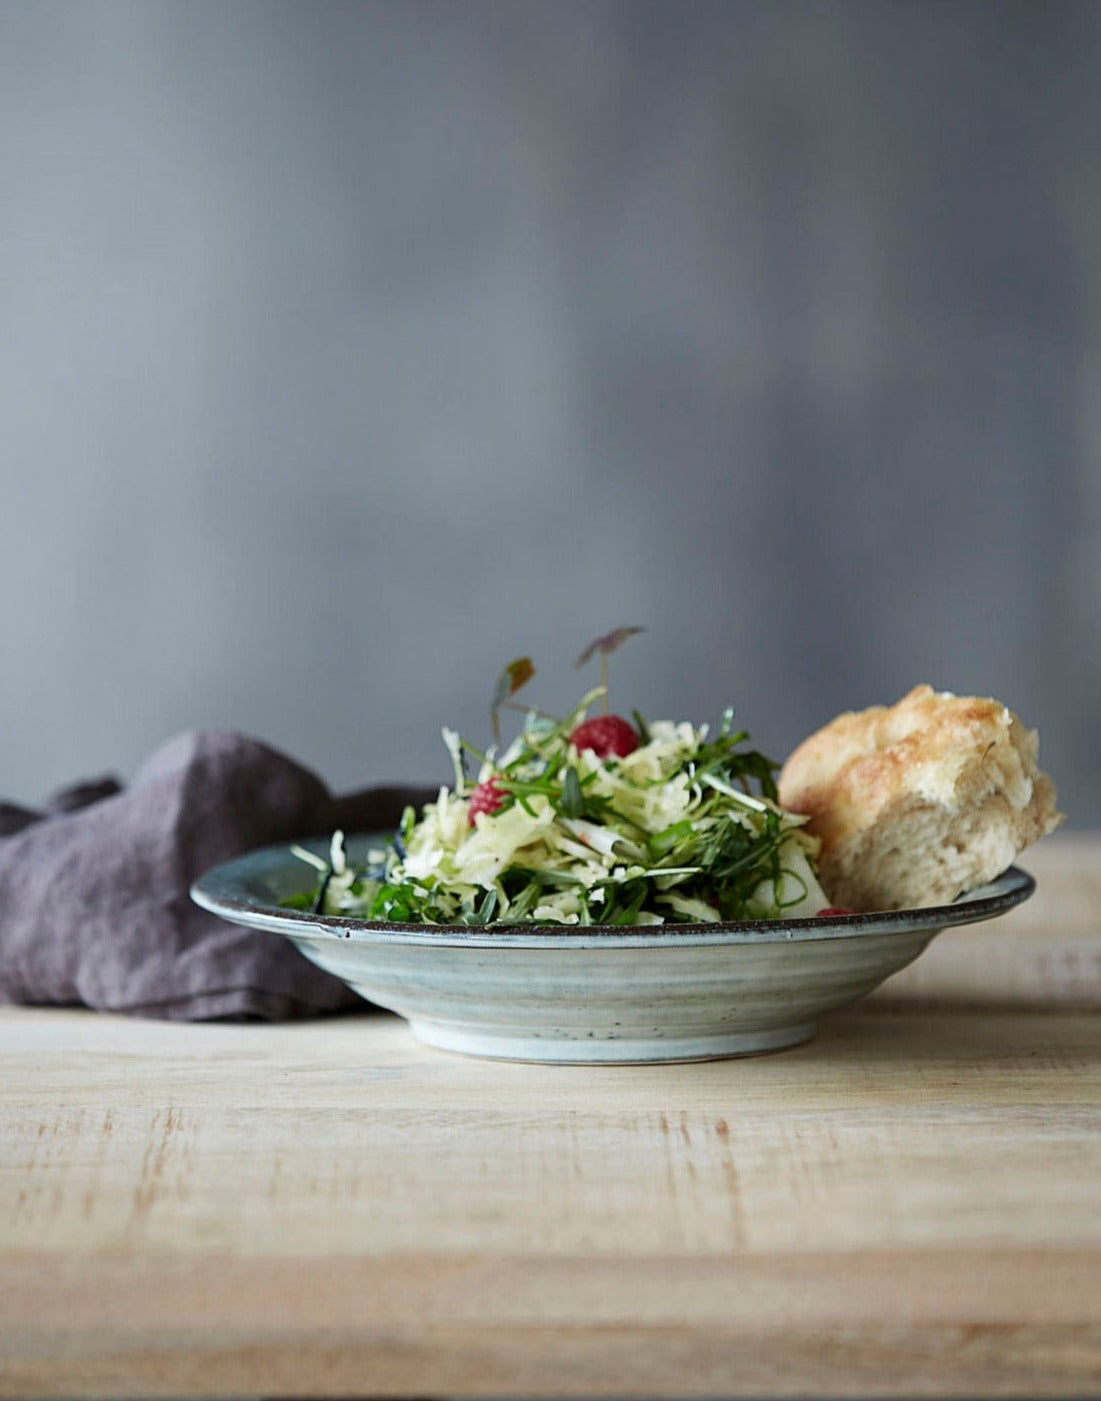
[289, 633, 831, 927]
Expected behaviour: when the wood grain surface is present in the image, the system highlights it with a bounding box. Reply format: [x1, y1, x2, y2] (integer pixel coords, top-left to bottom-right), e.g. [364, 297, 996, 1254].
[2, 833, 1099, 1398]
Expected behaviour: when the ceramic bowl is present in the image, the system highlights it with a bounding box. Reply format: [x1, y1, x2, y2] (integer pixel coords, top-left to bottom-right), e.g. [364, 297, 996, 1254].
[191, 834, 1034, 1064]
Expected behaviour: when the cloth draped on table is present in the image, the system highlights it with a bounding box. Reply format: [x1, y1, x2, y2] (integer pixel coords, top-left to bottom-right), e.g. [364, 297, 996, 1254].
[0, 731, 436, 1021]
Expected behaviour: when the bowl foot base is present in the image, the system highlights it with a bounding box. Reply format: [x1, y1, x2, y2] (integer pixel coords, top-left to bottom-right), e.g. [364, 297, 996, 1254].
[406, 1018, 818, 1064]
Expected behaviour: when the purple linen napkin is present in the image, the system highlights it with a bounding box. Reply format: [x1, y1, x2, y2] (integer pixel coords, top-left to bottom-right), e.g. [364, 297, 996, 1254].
[0, 731, 436, 1020]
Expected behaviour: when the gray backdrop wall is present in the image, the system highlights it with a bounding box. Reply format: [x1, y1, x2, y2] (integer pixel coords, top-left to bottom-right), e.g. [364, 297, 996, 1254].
[2, 0, 1099, 825]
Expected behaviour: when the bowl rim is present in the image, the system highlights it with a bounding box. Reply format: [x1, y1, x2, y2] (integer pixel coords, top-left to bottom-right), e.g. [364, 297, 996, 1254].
[190, 831, 1036, 950]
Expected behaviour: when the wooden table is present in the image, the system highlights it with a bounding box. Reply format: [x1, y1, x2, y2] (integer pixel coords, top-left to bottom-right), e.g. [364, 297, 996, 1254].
[2, 832, 1100, 1398]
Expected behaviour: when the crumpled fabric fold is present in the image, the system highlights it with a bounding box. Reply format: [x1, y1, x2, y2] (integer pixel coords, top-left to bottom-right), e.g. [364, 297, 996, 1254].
[0, 731, 436, 1020]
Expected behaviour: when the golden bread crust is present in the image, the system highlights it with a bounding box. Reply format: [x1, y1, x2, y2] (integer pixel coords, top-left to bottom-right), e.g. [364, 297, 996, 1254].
[778, 685, 1063, 911]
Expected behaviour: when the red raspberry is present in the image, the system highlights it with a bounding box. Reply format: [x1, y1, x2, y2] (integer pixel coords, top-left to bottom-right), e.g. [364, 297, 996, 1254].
[568, 714, 639, 759]
[468, 776, 506, 826]
[817, 906, 855, 917]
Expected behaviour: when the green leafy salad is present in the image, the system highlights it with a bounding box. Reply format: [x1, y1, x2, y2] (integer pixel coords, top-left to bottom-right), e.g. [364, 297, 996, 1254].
[288, 631, 830, 927]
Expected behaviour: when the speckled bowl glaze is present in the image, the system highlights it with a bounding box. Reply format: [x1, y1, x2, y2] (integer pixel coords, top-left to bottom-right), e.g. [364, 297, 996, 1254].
[191, 834, 1034, 1064]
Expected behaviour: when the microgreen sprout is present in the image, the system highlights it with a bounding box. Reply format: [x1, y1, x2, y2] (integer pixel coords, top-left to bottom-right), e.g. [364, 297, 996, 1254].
[489, 656, 535, 745]
[575, 626, 645, 714]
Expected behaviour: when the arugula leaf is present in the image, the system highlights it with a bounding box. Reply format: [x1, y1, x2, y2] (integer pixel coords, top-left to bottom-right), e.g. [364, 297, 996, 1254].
[559, 765, 584, 818]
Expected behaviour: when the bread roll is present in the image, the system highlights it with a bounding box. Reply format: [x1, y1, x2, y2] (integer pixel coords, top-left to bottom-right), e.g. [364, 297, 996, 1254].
[778, 685, 1063, 911]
